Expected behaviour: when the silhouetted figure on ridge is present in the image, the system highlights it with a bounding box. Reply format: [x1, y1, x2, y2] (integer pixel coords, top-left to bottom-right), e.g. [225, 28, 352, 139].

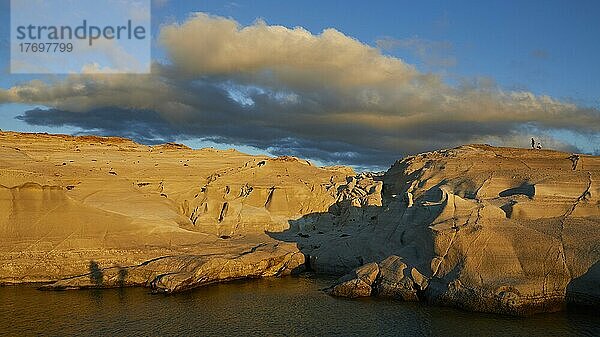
[531, 138, 535, 149]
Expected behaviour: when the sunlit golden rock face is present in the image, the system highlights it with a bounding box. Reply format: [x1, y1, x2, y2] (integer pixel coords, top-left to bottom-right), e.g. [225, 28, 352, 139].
[0, 131, 363, 290]
[1, 132, 598, 314]
[324, 145, 599, 315]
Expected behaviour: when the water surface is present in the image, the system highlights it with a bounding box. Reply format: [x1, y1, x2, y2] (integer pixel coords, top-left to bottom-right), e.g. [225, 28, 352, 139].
[1, 275, 598, 336]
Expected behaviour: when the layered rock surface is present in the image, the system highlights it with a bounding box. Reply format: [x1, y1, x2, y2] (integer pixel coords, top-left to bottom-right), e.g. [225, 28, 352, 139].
[0, 131, 355, 291]
[311, 145, 599, 315]
[2, 132, 599, 315]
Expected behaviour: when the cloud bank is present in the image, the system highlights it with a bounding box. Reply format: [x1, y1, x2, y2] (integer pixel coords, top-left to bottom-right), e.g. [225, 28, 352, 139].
[2, 13, 599, 169]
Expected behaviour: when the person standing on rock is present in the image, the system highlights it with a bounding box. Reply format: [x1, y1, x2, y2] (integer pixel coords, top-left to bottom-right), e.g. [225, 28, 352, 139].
[531, 138, 535, 149]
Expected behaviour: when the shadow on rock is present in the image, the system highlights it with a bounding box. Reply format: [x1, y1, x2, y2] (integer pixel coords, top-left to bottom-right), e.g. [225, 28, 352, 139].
[567, 260, 600, 306]
[89, 261, 103, 287]
[117, 267, 128, 288]
[267, 190, 442, 277]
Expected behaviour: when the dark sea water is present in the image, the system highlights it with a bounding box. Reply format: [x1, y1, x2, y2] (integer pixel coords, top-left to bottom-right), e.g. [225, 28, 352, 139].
[1, 275, 598, 337]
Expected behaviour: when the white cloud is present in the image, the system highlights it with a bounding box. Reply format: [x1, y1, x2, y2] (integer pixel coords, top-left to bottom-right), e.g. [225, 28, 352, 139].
[159, 13, 418, 88]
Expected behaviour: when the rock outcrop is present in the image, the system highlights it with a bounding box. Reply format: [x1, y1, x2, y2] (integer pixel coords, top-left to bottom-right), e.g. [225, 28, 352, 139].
[2, 132, 599, 315]
[316, 145, 600, 315]
[40, 242, 304, 293]
[0, 131, 355, 290]
[326, 256, 427, 300]
[327, 262, 379, 298]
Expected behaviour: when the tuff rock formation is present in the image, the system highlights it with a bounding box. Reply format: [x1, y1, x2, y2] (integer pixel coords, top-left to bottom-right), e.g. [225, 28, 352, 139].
[1, 131, 598, 315]
[0, 131, 351, 291]
[319, 145, 600, 315]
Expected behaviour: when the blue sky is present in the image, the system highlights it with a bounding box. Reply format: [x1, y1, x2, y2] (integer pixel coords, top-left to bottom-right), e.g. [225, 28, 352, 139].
[0, 0, 599, 170]
[3, 0, 599, 103]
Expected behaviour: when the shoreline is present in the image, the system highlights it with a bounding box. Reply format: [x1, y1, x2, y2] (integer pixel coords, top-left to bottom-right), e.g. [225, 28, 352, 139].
[0, 131, 598, 316]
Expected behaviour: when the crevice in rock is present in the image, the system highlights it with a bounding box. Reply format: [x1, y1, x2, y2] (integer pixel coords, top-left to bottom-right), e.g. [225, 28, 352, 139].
[432, 230, 458, 277]
[499, 182, 535, 198]
[264, 186, 275, 209]
[218, 202, 228, 222]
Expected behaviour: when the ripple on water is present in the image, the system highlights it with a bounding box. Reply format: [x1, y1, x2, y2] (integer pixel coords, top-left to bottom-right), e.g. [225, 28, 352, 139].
[0, 275, 598, 337]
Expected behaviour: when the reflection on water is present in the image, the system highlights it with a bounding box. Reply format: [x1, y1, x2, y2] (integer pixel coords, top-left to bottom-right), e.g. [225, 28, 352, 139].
[1, 275, 598, 336]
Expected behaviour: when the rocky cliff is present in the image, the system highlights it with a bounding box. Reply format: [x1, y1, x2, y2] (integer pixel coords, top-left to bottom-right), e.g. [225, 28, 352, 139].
[0, 131, 352, 291]
[1, 132, 598, 314]
[320, 145, 599, 315]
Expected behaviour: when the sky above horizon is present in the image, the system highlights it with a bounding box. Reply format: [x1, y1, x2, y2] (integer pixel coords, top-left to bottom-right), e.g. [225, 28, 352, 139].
[0, 0, 599, 171]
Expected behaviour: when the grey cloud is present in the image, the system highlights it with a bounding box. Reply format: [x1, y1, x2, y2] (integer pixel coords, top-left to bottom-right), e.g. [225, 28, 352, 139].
[17, 107, 180, 144]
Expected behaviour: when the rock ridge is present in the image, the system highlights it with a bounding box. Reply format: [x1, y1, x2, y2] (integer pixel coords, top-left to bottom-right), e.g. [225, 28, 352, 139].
[1, 132, 598, 315]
